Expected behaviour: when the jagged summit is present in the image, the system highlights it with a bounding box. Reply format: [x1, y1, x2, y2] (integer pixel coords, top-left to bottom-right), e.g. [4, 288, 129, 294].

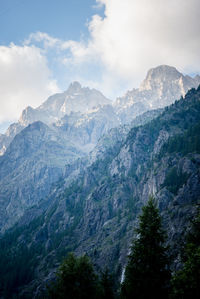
[1, 86, 200, 297]
[113, 65, 200, 123]
[27, 81, 111, 123]
[140, 65, 182, 91]
[146, 65, 181, 78]
[66, 81, 82, 94]
[1, 65, 200, 158]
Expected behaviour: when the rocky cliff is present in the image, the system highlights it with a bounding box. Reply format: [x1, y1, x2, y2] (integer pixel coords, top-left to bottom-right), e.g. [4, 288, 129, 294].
[0, 121, 83, 233]
[114, 65, 200, 123]
[1, 65, 199, 156]
[1, 65, 198, 234]
[0, 86, 199, 298]
[0, 82, 112, 155]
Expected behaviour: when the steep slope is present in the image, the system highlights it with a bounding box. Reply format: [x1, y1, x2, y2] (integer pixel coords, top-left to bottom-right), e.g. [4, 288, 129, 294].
[0, 121, 82, 233]
[1, 87, 200, 298]
[0, 72, 166, 234]
[61, 108, 163, 187]
[1, 66, 199, 155]
[114, 65, 200, 123]
[0, 84, 115, 232]
[38, 81, 111, 117]
[54, 104, 120, 152]
[0, 82, 111, 155]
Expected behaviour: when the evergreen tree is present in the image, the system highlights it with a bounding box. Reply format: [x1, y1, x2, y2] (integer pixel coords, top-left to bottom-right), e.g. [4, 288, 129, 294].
[121, 196, 170, 299]
[47, 253, 99, 299]
[171, 211, 200, 299]
[99, 269, 115, 299]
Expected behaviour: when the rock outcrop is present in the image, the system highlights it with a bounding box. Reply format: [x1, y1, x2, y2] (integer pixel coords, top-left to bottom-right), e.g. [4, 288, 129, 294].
[1, 86, 199, 298]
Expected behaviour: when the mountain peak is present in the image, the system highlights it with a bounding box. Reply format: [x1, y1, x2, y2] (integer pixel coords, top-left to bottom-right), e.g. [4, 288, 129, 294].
[145, 65, 182, 81]
[139, 65, 183, 91]
[67, 81, 82, 94]
[148, 65, 181, 77]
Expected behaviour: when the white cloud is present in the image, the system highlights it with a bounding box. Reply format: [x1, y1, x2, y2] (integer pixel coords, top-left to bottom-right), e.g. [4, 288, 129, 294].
[95, 0, 200, 74]
[1, 0, 200, 128]
[24, 32, 59, 48]
[60, 0, 200, 89]
[0, 43, 60, 124]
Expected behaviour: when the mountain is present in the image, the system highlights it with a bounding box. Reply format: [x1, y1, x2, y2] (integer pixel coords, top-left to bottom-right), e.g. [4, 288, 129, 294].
[0, 121, 83, 233]
[0, 86, 199, 298]
[0, 84, 115, 233]
[0, 65, 199, 234]
[38, 81, 111, 118]
[1, 65, 199, 156]
[0, 82, 111, 155]
[54, 104, 120, 152]
[114, 65, 200, 123]
[0, 108, 161, 234]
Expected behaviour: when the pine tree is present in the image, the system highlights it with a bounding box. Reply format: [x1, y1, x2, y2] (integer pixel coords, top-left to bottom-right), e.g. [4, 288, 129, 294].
[121, 196, 170, 299]
[171, 210, 200, 299]
[47, 253, 99, 299]
[99, 269, 115, 299]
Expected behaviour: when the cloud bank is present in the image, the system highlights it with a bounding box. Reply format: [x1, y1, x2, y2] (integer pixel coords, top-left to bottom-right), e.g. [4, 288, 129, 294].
[0, 44, 59, 126]
[0, 0, 200, 130]
[66, 0, 200, 86]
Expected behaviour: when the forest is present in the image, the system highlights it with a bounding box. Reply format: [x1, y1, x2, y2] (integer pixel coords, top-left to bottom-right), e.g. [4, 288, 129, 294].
[46, 198, 200, 299]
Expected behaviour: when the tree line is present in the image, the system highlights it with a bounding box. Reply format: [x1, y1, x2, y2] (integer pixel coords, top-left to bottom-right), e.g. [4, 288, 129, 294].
[46, 197, 200, 299]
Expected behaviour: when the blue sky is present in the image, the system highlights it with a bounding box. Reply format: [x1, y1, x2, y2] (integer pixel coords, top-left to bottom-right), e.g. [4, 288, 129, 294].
[0, 0, 101, 44]
[0, 0, 104, 131]
[0, 0, 200, 133]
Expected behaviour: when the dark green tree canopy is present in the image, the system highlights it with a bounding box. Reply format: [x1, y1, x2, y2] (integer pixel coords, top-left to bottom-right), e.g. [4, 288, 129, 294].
[47, 253, 99, 299]
[171, 210, 200, 299]
[47, 252, 116, 299]
[121, 196, 171, 299]
[99, 269, 115, 299]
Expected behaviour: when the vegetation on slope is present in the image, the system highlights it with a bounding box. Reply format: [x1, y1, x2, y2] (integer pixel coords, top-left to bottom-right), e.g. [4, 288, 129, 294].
[0, 87, 200, 297]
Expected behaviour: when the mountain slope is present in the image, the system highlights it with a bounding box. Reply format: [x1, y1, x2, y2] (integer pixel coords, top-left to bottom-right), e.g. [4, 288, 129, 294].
[0, 84, 115, 233]
[1, 65, 199, 156]
[1, 86, 200, 298]
[0, 121, 83, 233]
[0, 82, 111, 155]
[38, 81, 111, 118]
[114, 65, 200, 123]
[54, 104, 121, 153]
[1, 65, 193, 234]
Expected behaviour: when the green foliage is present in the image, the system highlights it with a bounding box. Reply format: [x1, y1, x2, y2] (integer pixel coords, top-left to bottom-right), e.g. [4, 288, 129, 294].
[162, 167, 189, 195]
[0, 244, 35, 298]
[0, 216, 45, 298]
[47, 253, 102, 299]
[171, 211, 200, 299]
[99, 269, 115, 299]
[121, 197, 171, 299]
[160, 122, 200, 157]
[47, 253, 116, 299]
[0, 87, 200, 298]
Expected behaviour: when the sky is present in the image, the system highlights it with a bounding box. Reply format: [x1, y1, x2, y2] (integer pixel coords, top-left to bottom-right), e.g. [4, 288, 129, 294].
[0, 0, 200, 132]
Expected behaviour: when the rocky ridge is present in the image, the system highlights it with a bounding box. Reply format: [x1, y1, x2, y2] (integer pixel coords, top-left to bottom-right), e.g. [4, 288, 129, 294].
[114, 65, 200, 123]
[0, 121, 83, 232]
[1, 65, 199, 156]
[0, 65, 199, 234]
[0, 86, 200, 298]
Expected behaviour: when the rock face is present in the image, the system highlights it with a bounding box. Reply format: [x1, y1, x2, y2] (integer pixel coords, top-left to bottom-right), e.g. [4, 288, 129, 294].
[0, 121, 82, 233]
[0, 82, 112, 155]
[54, 105, 120, 152]
[1, 65, 199, 156]
[0, 67, 199, 298]
[0, 84, 114, 233]
[1, 86, 200, 298]
[0, 65, 199, 233]
[114, 65, 200, 123]
[38, 81, 111, 119]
